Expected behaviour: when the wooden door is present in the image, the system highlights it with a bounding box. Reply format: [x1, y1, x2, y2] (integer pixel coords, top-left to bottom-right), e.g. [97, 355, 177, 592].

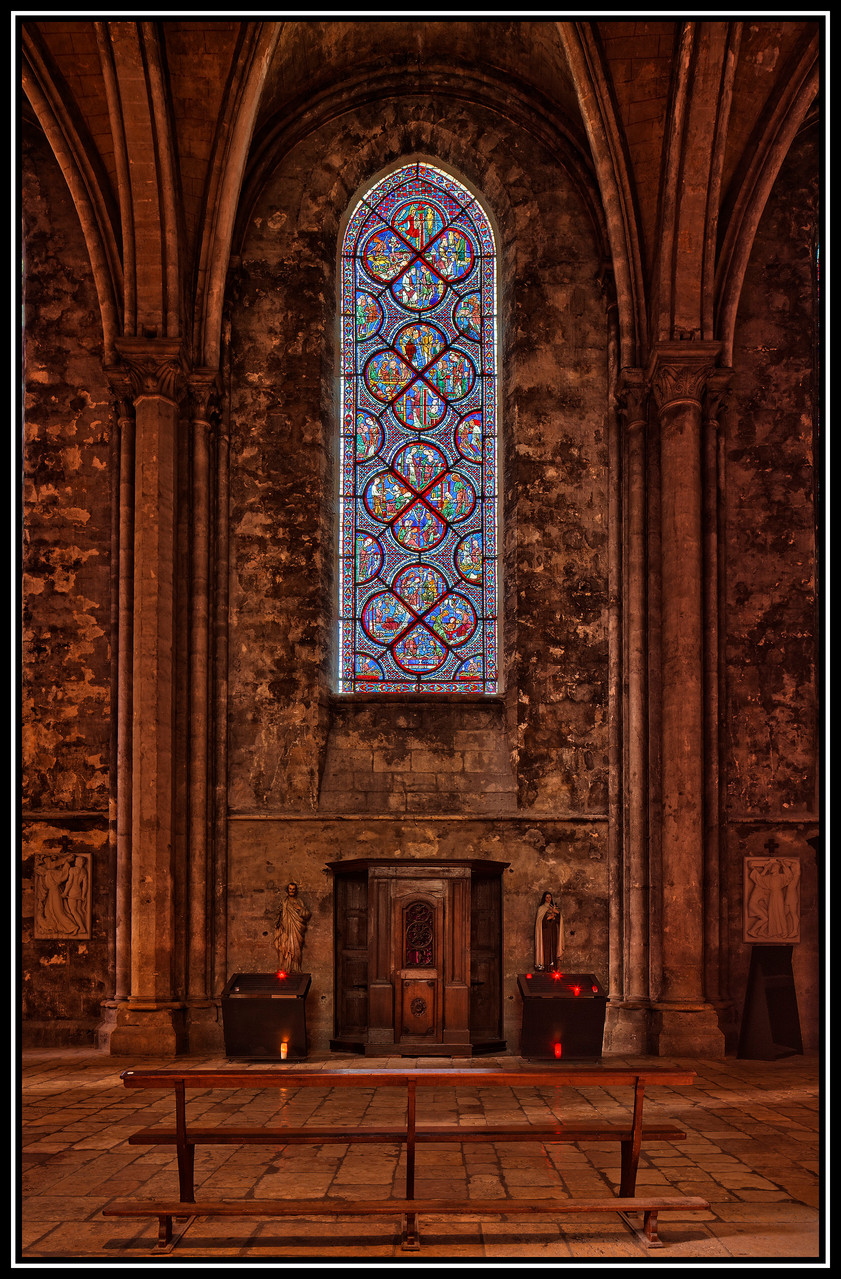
[333, 870, 368, 1046]
[469, 870, 504, 1045]
[327, 858, 506, 1055]
[392, 891, 444, 1046]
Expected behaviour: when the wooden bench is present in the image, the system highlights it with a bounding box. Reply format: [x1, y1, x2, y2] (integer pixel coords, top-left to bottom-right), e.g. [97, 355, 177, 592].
[102, 1067, 709, 1252]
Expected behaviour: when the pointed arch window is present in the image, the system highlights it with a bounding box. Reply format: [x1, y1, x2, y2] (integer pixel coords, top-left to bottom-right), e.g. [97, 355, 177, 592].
[338, 162, 498, 693]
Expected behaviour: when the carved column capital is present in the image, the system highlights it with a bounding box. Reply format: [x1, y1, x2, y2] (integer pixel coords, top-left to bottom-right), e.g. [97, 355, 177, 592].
[703, 366, 734, 425]
[187, 368, 223, 427]
[113, 337, 188, 406]
[103, 365, 135, 424]
[646, 340, 722, 414]
[615, 368, 648, 428]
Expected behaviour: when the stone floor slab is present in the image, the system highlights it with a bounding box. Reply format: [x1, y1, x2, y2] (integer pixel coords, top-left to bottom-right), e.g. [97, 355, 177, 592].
[17, 1048, 822, 1263]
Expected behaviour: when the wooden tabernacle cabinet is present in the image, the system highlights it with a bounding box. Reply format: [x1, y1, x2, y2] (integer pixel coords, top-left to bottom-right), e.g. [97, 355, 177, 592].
[327, 859, 508, 1056]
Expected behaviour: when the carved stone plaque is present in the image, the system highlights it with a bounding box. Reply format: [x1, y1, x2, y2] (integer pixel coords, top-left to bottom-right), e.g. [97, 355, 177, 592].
[743, 856, 800, 944]
[33, 852, 92, 940]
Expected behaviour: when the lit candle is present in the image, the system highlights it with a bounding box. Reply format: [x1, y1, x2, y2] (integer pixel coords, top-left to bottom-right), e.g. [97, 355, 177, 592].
[280, 1042, 288, 1060]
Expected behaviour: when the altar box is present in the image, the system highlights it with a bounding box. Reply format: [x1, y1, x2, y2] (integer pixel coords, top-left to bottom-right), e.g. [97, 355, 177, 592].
[518, 971, 607, 1061]
[221, 972, 311, 1060]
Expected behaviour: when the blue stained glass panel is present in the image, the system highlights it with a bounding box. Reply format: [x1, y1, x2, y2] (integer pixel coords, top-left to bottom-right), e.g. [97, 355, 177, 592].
[339, 163, 498, 694]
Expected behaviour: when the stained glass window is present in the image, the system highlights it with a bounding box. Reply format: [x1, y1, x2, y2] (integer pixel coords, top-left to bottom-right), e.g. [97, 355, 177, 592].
[338, 162, 498, 693]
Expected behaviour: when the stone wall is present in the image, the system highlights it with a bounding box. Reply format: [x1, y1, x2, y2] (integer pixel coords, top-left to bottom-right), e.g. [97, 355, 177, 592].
[724, 121, 820, 1050]
[21, 122, 115, 1043]
[318, 700, 517, 815]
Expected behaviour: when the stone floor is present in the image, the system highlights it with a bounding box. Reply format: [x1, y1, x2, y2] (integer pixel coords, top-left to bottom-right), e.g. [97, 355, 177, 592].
[18, 1047, 824, 1265]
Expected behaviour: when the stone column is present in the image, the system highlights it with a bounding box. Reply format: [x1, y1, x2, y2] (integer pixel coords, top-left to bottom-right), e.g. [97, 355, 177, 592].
[605, 298, 623, 1020]
[647, 342, 725, 1056]
[98, 376, 134, 1048]
[702, 370, 732, 1011]
[605, 369, 651, 1052]
[185, 370, 224, 1050]
[107, 337, 188, 1055]
[212, 322, 232, 1002]
[113, 385, 136, 1001]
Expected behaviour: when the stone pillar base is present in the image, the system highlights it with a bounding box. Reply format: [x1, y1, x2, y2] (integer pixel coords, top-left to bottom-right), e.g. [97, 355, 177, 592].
[97, 999, 126, 1051]
[186, 1000, 225, 1053]
[99, 1000, 188, 1056]
[649, 1002, 726, 1057]
[603, 1001, 651, 1054]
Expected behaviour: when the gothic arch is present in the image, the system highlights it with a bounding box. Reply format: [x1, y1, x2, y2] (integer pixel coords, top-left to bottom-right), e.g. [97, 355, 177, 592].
[226, 88, 611, 813]
[21, 24, 123, 360]
[192, 22, 280, 371]
[558, 21, 648, 370]
[232, 64, 609, 269]
[714, 29, 819, 365]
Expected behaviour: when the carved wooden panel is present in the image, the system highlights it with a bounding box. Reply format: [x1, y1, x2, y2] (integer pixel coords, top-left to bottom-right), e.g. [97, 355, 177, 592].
[393, 888, 445, 1045]
[469, 870, 503, 1040]
[327, 859, 507, 1052]
[334, 870, 368, 1038]
[404, 900, 435, 966]
[400, 976, 437, 1038]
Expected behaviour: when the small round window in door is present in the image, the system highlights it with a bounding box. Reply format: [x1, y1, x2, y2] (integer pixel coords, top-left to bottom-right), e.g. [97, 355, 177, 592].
[405, 902, 434, 966]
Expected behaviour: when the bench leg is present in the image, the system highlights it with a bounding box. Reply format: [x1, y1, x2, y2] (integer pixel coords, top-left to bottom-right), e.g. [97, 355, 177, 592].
[642, 1210, 662, 1247]
[151, 1212, 198, 1255]
[401, 1212, 421, 1251]
[617, 1209, 664, 1250]
[401, 1079, 421, 1249]
[619, 1139, 639, 1197]
[174, 1080, 196, 1204]
[177, 1143, 196, 1204]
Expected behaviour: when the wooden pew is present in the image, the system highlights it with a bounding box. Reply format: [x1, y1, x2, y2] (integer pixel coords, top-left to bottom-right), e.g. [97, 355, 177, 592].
[102, 1067, 709, 1252]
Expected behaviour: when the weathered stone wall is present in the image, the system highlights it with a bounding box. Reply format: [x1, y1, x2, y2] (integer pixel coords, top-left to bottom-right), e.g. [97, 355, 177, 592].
[318, 700, 517, 815]
[724, 121, 819, 1050]
[226, 93, 611, 1049]
[21, 122, 115, 1042]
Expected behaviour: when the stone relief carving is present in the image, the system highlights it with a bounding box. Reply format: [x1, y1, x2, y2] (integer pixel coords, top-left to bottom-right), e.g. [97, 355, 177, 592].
[34, 851, 92, 940]
[743, 854, 801, 944]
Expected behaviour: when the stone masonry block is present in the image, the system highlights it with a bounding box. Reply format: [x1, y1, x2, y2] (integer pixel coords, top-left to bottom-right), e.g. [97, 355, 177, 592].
[411, 750, 464, 774]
